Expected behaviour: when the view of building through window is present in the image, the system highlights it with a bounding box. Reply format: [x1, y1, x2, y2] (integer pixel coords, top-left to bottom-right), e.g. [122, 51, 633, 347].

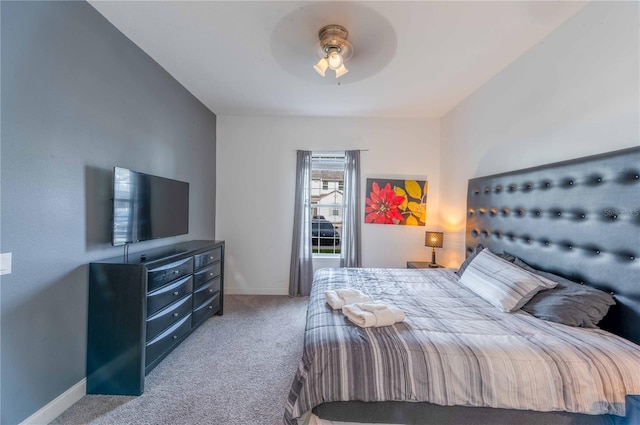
[311, 153, 345, 255]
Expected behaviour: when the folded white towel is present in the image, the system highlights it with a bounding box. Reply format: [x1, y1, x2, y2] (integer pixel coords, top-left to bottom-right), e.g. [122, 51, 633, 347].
[342, 302, 405, 328]
[325, 289, 372, 310]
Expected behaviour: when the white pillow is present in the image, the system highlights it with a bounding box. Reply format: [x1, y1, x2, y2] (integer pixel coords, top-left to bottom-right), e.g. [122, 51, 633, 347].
[459, 248, 557, 312]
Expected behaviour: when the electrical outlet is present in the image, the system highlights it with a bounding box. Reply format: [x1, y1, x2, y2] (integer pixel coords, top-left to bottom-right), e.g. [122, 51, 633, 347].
[0, 253, 12, 275]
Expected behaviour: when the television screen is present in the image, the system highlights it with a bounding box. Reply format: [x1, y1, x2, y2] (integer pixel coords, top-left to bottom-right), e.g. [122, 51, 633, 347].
[112, 167, 189, 246]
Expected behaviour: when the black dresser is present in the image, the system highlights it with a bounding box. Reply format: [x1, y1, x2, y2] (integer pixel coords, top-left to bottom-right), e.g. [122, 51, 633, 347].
[87, 240, 224, 395]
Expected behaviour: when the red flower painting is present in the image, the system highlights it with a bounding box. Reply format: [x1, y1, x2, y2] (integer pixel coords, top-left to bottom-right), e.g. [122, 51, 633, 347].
[364, 178, 428, 225]
[365, 182, 406, 224]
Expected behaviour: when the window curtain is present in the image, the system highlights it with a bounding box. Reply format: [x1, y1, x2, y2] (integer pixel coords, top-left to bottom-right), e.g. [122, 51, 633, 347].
[289, 150, 313, 296]
[340, 150, 362, 268]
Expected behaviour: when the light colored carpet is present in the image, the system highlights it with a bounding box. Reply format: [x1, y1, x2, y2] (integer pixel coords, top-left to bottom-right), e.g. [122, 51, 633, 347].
[52, 295, 309, 425]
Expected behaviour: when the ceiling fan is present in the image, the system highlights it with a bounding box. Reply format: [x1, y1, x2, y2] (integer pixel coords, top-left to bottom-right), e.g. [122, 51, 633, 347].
[313, 24, 353, 78]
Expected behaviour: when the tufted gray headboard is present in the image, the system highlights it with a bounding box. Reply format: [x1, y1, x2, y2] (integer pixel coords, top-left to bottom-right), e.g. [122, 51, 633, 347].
[466, 146, 640, 344]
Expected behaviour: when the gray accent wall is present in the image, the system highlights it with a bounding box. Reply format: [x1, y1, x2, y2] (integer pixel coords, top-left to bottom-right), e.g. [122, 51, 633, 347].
[1, 1, 217, 423]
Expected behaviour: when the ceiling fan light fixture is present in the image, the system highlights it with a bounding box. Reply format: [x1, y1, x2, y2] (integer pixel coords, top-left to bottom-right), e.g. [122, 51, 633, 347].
[314, 57, 328, 76]
[335, 64, 349, 78]
[326, 48, 343, 70]
[313, 24, 353, 79]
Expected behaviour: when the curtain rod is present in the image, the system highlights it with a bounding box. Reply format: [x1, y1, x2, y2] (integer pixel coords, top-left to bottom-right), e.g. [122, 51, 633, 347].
[295, 149, 369, 152]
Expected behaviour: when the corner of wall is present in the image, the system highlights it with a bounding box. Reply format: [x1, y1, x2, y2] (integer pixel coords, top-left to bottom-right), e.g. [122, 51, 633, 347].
[20, 380, 86, 425]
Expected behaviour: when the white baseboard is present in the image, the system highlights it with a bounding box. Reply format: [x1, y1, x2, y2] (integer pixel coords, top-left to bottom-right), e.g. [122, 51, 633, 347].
[225, 286, 289, 295]
[21, 378, 86, 425]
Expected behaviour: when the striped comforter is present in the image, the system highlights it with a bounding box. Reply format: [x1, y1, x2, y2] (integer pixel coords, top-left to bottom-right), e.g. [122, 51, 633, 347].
[284, 268, 640, 424]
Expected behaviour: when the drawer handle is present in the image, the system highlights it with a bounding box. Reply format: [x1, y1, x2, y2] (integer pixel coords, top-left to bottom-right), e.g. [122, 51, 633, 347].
[173, 312, 179, 317]
[173, 270, 180, 275]
[209, 272, 214, 277]
[173, 291, 180, 296]
[209, 256, 214, 260]
[208, 305, 213, 310]
[209, 289, 214, 293]
[172, 335, 178, 340]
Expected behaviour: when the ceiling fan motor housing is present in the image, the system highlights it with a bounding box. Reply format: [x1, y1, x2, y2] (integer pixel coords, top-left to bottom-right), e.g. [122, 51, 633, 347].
[319, 24, 349, 54]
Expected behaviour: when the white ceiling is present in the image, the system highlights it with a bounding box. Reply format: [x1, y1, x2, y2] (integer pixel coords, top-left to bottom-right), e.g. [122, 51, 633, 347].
[89, 1, 586, 118]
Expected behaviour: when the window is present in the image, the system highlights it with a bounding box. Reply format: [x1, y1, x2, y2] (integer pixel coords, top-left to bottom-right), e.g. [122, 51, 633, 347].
[311, 152, 345, 255]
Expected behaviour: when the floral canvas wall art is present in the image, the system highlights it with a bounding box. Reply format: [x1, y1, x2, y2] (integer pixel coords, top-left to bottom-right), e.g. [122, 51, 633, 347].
[364, 178, 428, 226]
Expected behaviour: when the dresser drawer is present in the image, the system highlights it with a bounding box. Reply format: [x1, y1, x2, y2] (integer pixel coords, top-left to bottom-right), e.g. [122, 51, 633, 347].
[145, 314, 191, 367]
[147, 257, 193, 292]
[194, 247, 222, 270]
[147, 275, 193, 317]
[146, 294, 192, 341]
[194, 264, 221, 289]
[193, 279, 221, 308]
[192, 293, 220, 327]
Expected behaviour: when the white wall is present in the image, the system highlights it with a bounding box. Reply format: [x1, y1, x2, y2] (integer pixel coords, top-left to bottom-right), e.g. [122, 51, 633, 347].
[439, 1, 640, 268]
[217, 116, 440, 294]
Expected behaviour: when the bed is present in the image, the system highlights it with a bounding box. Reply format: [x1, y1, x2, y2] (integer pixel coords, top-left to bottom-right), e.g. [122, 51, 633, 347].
[284, 146, 640, 425]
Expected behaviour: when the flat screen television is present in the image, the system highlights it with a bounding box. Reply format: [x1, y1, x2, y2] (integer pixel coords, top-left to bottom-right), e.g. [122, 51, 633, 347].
[112, 167, 189, 246]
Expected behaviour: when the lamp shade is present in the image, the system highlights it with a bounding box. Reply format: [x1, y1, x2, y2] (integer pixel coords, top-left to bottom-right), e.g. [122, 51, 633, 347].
[327, 49, 343, 70]
[425, 231, 444, 248]
[335, 64, 349, 78]
[313, 57, 328, 76]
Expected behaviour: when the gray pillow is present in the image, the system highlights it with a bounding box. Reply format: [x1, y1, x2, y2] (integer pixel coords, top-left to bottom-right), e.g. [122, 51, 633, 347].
[459, 249, 557, 312]
[455, 244, 484, 277]
[455, 245, 515, 277]
[515, 258, 616, 328]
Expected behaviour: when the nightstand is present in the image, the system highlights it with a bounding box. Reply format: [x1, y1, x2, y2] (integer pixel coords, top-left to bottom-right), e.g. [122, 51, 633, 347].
[407, 261, 442, 269]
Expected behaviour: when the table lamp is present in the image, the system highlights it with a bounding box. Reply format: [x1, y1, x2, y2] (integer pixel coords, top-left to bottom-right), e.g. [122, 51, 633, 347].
[425, 231, 444, 268]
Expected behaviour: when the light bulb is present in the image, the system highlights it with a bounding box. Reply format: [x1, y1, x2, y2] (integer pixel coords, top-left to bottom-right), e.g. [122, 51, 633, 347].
[327, 50, 343, 71]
